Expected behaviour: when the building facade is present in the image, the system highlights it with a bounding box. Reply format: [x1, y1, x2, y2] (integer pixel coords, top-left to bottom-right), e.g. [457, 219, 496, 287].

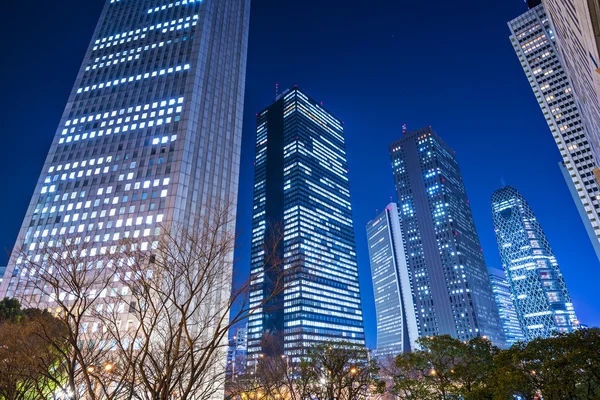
[542, 0, 600, 163]
[0, 0, 250, 387]
[247, 87, 365, 363]
[389, 127, 505, 347]
[366, 203, 419, 356]
[508, 3, 600, 261]
[489, 269, 526, 347]
[491, 186, 578, 341]
[559, 161, 600, 258]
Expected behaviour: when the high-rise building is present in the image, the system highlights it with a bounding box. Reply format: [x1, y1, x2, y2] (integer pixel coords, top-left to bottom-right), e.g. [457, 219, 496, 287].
[559, 161, 600, 258]
[226, 325, 248, 382]
[389, 127, 505, 347]
[542, 0, 600, 162]
[0, 0, 250, 378]
[366, 203, 419, 356]
[489, 269, 526, 347]
[508, 3, 600, 262]
[491, 186, 578, 340]
[247, 87, 365, 362]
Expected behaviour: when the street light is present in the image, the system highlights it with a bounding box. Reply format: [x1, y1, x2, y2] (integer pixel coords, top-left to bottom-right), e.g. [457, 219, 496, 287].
[104, 362, 114, 372]
[350, 367, 357, 375]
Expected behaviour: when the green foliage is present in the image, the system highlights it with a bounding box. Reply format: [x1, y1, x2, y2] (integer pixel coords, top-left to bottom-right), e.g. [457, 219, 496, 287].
[384, 329, 600, 400]
[0, 297, 25, 323]
[0, 298, 68, 400]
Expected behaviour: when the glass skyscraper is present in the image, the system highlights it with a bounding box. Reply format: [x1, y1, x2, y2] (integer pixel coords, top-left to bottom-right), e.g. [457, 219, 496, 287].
[0, 0, 249, 332]
[489, 269, 526, 347]
[491, 186, 578, 340]
[509, 3, 600, 261]
[247, 87, 365, 362]
[366, 203, 419, 356]
[389, 126, 505, 347]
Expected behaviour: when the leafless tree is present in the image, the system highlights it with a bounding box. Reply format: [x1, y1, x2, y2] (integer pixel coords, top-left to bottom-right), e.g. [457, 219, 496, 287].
[97, 201, 286, 400]
[14, 235, 133, 400]
[229, 341, 380, 400]
[10, 199, 285, 400]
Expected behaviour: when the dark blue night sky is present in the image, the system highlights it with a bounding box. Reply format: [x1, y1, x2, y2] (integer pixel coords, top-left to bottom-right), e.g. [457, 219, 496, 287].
[1, 0, 598, 348]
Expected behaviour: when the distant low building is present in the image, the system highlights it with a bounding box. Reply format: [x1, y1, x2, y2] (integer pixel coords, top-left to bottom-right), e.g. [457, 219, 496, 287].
[226, 325, 248, 381]
[489, 269, 526, 347]
[0, 266, 5, 286]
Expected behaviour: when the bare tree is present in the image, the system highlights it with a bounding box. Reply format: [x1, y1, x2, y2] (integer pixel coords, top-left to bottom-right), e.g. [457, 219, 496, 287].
[10, 200, 284, 400]
[14, 235, 134, 400]
[230, 341, 379, 400]
[98, 201, 286, 400]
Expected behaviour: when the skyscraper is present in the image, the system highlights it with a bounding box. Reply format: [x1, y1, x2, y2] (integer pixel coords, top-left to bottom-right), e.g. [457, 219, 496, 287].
[491, 186, 578, 340]
[389, 126, 505, 347]
[0, 0, 249, 341]
[542, 0, 600, 161]
[489, 269, 526, 347]
[247, 87, 365, 362]
[366, 203, 419, 356]
[508, 3, 600, 261]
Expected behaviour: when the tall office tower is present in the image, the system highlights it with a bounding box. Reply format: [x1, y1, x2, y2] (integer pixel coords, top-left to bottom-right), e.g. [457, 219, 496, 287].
[560, 161, 600, 258]
[489, 269, 526, 347]
[247, 87, 365, 362]
[1, 0, 249, 360]
[542, 0, 600, 162]
[491, 186, 578, 340]
[366, 203, 419, 356]
[509, 3, 600, 261]
[389, 127, 505, 347]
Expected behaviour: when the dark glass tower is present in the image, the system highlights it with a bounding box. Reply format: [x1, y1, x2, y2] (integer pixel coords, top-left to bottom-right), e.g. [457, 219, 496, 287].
[389, 126, 505, 346]
[247, 88, 365, 362]
[491, 186, 578, 340]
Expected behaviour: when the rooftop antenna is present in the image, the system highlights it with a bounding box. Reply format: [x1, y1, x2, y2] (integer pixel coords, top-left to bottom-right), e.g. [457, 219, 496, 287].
[402, 124, 407, 135]
[275, 83, 279, 98]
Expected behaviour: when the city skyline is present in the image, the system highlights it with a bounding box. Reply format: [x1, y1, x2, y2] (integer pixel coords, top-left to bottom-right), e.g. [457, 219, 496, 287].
[1, 0, 600, 349]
